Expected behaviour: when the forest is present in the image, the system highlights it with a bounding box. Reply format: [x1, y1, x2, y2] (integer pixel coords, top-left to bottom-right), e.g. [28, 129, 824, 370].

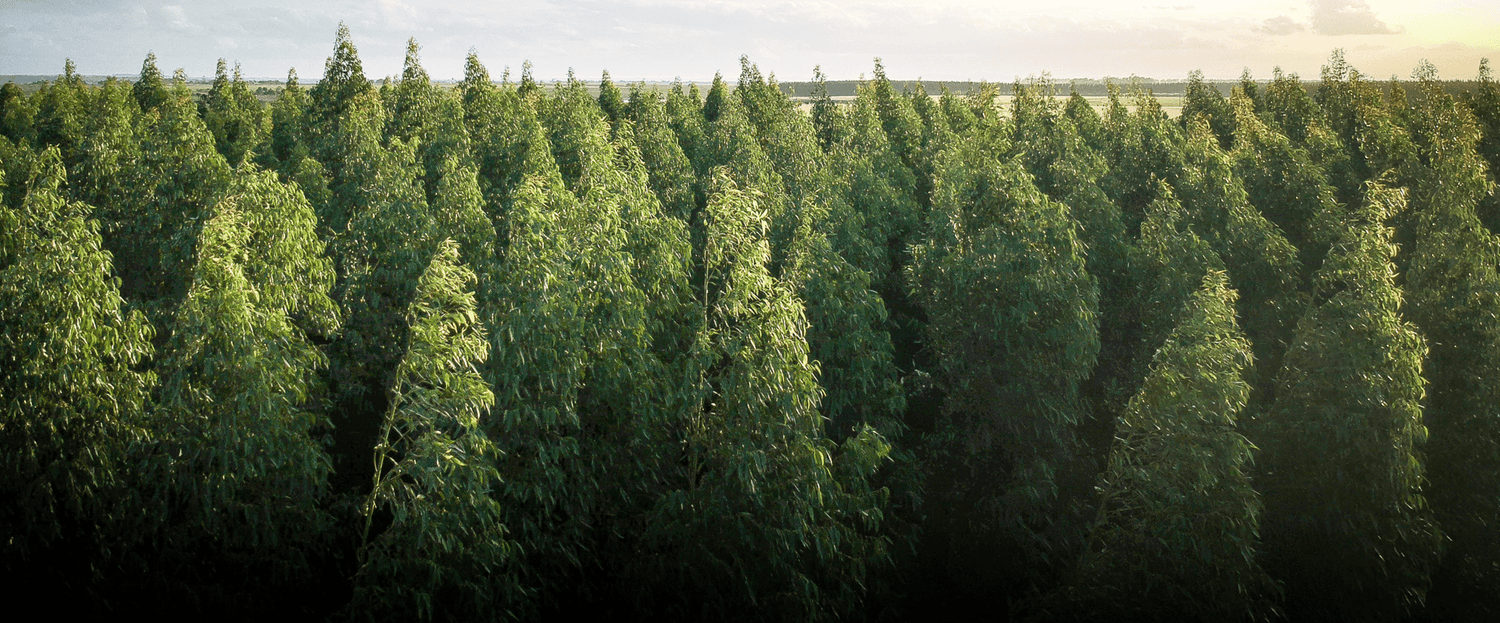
[3, 24, 1500, 622]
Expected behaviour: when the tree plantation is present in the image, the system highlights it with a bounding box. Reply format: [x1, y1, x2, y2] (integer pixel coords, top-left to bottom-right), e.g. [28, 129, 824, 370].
[6, 27, 1500, 620]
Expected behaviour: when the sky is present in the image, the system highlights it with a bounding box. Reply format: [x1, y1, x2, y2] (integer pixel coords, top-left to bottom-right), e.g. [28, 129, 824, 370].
[1, 0, 1497, 83]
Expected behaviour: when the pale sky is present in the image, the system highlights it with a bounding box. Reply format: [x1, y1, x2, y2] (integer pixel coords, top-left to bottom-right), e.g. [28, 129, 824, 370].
[2, 0, 1497, 83]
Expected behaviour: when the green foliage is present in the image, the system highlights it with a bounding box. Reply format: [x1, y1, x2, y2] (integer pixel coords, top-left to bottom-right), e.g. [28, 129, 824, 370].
[112, 71, 232, 318]
[0, 147, 154, 568]
[1460, 58, 1500, 233]
[151, 165, 338, 559]
[627, 82, 698, 222]
[1, 80, 37, 144]
[268, 69, 310, 170]
[460, 53, 561, 218]
[307, 23, 373, 133]
[133, 53, 170, 114]
[1099, 87, 1187, 233]
[71, 78, 140, 212]
[911, 131, 1099, 566]
[867, 59, 933, 206]
[1397, 66, 1500, 607]
[1166, 118, 1305, 406]
[33, 59, 88, 167]
[1074, 271, 1276, 621]
[1230, 87, 1341, 273]
[1127, 181, 1227, 400]
[204, 59, 268, 167]
[1180, 70, 1235, 149]
[631, 174, 891, 621]
[597, 70, 626, 129]
[1257, 182, 1442, 618]
[353, 239, 517, 621]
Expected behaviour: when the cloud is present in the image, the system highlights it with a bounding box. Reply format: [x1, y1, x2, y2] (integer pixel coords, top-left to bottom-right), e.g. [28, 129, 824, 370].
[1258, 15, 1305, 36]
[162, 5, 192, 30]
[1309, 0, 1401, 35]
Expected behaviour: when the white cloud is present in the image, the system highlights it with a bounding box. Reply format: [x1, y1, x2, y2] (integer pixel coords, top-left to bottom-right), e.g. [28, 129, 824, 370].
[1309, 0, 1401, 35]
[1259, 15, 1305, 35]
[161, 5, 191, 30]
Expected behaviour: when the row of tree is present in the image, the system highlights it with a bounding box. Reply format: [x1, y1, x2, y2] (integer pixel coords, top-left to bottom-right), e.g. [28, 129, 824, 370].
[3, 26, 1500, 620]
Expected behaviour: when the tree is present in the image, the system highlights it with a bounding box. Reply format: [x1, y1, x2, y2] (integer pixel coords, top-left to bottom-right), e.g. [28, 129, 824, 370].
[459, 52, 558, 220]
[597, 69, 626, 129]
[1073, 271, 1277, 621]
[1125, 180, 1227, 418]
[33, 59, 88, 169]
[71, 77, 141, 214]
[133, 52, 170, 114]
[0, 148, 154, 599]
[1256, 182, 1442, 619]
[909, 131, 1099, 580]
[1459, 59, 1500, 233]
[1174, 118, 1305, 403]
[0, 80, 37, 144]
[628, 174, 893, 621]
[1396, 63, 1500, 615]
[113, 70, 232, 320]
[203, 59, 267, 167]
[626, 81, 697, 222]
[145, 165, 339, 604]
[352, 239, 518, 621]
[1009, 79, 1132, 424]
[1180, 70, 1235, 149]
[1230, 87, 1342, 274]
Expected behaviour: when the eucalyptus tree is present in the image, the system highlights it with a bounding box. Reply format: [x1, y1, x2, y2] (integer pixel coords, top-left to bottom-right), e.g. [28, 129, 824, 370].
[626, 81, 697, 222]
[1, 80, 37, 145]
[1126, 182, 1227, 403]
[1460, 59, 1499, 233]
[71, 77, 141, 216]
[698, 94, 792, 266]
[1315, 51, 1388, 207]
[148, 165, 339, 597]
[322, 87, 438, 491]
[352, 239, 519, 622]
[268, 69, 310, 168]
[825, 89, 921, 295]
[459, 52, 558, 219]
[1009, 80, 1132, 421]
[387, 40, 470, 203]
[1074, 271, 1276, 622]
[664, 79, 709, 181]
[0, 148, 154, 594]
[1174, 119, 1305, 394]
[1098, 87, 1187, 234]
[1394, 64, 1500, 611]
[627, 174, 893, 621]
[133, 52, 170, 114]
[266, 69, 334, 222]
[203, 59, 267, 167]
[1256, 182, 1442, 619]
[1229, 88, 1342, 274]
[1179, 70, 1235, 149]
[1062, 88, 1105, 153]
[597, 69, 626, 129]
[866, 58, 932, 206]
[33, 59, 88, 168]
[114, 70, 232, 320]
[909, 130, 1099, 578]
[540, 72, 609, 193]
[808, 66, 845, 152]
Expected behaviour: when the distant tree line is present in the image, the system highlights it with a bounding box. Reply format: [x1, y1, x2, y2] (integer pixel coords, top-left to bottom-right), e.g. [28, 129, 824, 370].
[3, 25, 1500, 621]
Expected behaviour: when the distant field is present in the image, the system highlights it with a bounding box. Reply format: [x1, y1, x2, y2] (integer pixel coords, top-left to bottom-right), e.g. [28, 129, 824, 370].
[792, 94, 1186, 118]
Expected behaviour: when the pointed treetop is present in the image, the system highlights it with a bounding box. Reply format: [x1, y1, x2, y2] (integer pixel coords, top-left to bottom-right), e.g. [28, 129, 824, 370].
[402, 37, 429, 85]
